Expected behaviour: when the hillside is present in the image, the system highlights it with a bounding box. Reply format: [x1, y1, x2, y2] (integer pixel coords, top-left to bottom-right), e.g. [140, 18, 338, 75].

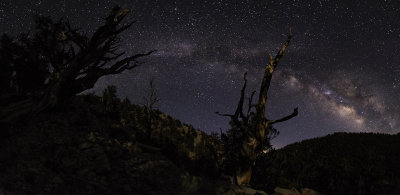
[252, 132, 400, 195]
[0, 90, 223, 194]
[2, 88, 400, 194]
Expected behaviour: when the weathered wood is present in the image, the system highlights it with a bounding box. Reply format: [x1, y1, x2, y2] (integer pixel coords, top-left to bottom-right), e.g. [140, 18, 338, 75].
[0, 7, 153, 123]
[218, 29, 297, 185]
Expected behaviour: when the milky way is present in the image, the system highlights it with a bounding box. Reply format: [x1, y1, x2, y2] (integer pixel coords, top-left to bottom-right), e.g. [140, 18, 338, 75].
[1, 0, 399, 147]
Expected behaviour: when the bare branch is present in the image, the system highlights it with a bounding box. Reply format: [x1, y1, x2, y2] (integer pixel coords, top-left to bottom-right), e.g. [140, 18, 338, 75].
[255, 28, 293, 121]
[267, 107, 298, 125]
[101, 51, 125, 62]
[272, 28, 293, 69]
[106, 50, 155, 74]
[247, 90, 256, 117]
[215, 112, 234, 118]
[234, 72, 247, 120]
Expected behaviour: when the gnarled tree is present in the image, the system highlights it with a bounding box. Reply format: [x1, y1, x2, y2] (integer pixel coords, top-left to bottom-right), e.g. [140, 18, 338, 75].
[217, 29, 298, 185]
[0, 7, 154, 122]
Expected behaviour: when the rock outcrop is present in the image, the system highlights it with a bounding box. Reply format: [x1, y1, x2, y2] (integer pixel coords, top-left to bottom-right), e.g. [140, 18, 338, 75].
[273, 187, 320, 195]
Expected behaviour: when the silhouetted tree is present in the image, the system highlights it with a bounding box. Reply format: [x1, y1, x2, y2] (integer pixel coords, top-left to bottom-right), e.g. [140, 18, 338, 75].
[101, 85, 119, 114]
[143, 79, 159, 112]
[217, 29, 298, 185]
[142, 78, 160, 133]
[0, 7, 154, 122]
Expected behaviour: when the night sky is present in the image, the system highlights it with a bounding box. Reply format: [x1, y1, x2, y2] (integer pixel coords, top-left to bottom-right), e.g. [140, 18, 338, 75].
[1, 0, 400, 148]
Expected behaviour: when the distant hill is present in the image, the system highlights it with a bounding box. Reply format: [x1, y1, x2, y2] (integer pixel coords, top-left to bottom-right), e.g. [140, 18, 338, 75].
[252, 132, 400, 195]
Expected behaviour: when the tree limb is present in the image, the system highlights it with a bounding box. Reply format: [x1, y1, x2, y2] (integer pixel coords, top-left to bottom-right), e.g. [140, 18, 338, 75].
[234, 72, 247, 120]
[247, 90, 256, 118]
[272, 28, 293, 69]
[106, 50, 156, 74]
[215, 112, 234, 118]
[266, 107, 298, 125]
[255, 28, 293, 121]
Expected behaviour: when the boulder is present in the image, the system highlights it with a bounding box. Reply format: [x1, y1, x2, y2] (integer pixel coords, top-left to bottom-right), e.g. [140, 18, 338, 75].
[273, 187, 301, 195]
[215, 184, 268, 195]
[301, 188, 320, 195]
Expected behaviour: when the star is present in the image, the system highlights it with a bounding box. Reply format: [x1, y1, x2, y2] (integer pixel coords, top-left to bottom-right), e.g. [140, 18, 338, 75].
[1, 0, 399, 147]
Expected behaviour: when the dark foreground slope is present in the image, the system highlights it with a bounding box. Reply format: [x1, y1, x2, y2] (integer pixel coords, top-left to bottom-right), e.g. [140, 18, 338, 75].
[252, 132, 400, 195]
[0, 93, 223, 194]
[2, 91, 399, 195]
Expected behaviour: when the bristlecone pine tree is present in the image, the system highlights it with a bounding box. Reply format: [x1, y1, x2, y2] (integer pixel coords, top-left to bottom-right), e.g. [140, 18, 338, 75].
[217, 29, 298, 185]
[0, 7, 153, 122]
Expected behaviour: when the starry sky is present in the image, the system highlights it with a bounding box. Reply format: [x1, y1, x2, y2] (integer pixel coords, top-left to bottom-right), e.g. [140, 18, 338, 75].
[1, 0, 400, 148]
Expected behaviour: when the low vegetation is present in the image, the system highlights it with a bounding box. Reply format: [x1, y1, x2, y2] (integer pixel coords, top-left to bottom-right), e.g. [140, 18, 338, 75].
[0, 88, 220, 194]
[252, 132, 400, 195]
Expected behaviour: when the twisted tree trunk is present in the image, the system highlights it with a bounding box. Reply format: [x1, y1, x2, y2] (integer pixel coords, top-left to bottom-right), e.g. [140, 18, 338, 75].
[0, 7, 153, 123]
[217, 29, 298, 185]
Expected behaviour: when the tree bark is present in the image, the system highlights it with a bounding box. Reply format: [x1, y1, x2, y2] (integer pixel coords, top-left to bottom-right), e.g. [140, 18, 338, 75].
[218, 29, 297, 185]
[0, 7, 154, 123]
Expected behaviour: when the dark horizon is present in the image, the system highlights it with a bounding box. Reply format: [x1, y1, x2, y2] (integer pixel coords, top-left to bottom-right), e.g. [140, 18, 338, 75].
[1, 0, 399, 148]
